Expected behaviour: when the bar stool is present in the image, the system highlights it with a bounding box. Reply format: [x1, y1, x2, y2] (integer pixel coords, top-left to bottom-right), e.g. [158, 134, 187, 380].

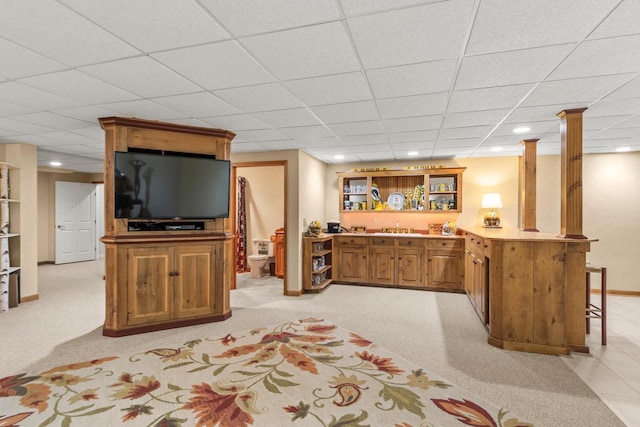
[585, 264, 607, 345]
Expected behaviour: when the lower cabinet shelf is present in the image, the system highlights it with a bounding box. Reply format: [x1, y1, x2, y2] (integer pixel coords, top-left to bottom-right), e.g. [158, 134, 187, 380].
[302, 235, 333, 292]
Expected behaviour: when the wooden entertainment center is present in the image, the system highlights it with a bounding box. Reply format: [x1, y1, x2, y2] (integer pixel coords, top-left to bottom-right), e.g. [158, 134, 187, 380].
[99, 117, 235, 337]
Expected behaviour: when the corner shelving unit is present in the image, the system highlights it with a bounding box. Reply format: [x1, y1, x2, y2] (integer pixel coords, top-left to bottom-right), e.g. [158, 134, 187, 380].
[302, 234, 333, 292]
[0, 162, 20, 312]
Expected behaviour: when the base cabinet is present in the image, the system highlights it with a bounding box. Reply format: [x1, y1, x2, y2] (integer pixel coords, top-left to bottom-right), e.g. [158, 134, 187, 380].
[427, 239, 463, 291]
[104, 238, 230, 336]
[333, 236, 368, 283]
[370, 237, 425, 287]
[464, 234, 488, 324]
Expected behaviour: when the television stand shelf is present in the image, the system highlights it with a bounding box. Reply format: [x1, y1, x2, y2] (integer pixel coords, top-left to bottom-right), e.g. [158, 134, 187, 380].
[128, 221, 205, 232]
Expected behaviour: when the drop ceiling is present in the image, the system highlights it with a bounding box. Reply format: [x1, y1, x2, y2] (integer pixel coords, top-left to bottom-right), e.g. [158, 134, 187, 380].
[1, 0, 639, 173]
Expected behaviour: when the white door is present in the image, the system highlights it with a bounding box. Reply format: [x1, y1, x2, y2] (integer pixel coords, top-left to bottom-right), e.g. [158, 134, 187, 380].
[55, 182, 96, 264]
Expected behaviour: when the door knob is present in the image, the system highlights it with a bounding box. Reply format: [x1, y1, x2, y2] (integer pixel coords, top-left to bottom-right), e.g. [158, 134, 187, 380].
[57, 225, 65, 230]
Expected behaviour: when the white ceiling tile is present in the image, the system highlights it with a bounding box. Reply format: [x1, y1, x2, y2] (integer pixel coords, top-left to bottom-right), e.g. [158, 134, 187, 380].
[610, 114, 640, 128]
[549, 35, 640, 80]
[311, 101, 380, 124]
[388, 130, 438, 143]
[71, 127, 107, 140]
[354, 151, 396, 161]
[152, 41, 274, 90]
[521, 75, 635, 107]
[478, 135, 523, 146]
[200, 0, 341, 36]
[492, 120, 558, 137]
[442, 109, 510, 128]
[34, 131, 101, 145]
[231, 142, 267, 153]
[456, 44, 575, 90]
[152, 92, 240, 117]
[200, 114, 269, 131]
[448, 84, 534, 113]
[251, 108, 322, 128]
[60, 0, 229, 52]
[214, 83, 303, 112]
[20, 70, 139, 104]
[377, 93, 448, 119]
[242, 22, 360, 80]
[581, 115, 636, 131]
[283, 73, 372, 106]
[0, 82, 82, 110]
[438, 125, 493, 140]
[605, 76, 640, 100]
[349, 143, 392, 153]
[433, 146, 474, 156]
[589, 1, 640, 39]
[590, 127, 640, 139]
[297, 136, 341, 147]
[390, 140, 436, 151]
[340, 0, 442, 16]
[55, 105, 128, 123]
[0, 39, 67, 79]
[305, 145, 349, 155]
[232, 129, 288, 143]
[0, 118, 56, 135]
[0, 101, 37, 117]
[340, 134, 389, 145]
[11, 112, 94, 130]
[366, 60, 457, 98]
[0, 1, 139, 66]
[80, 57, 202, 98]
[279, 126, 334, 140]
[99, 100, 185, 120]
[258, 140, 305, 150]
[585, 98, 640, 117]
[467, 0, 619, 55]
[328, 120, 386, 136]
[384, 115, 443, 132]
[348, 1, 474, 68]
[435, 138, 479, 148]
[505, 103, 586, 123]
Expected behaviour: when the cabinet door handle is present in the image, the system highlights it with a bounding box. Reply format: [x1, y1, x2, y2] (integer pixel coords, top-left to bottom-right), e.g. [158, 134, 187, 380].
[169, 271, 179, 277]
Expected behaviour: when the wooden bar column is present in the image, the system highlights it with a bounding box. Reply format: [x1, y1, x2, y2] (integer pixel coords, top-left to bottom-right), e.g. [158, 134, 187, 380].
[520, 139, 539, 232]
[557, 108, 588, 239]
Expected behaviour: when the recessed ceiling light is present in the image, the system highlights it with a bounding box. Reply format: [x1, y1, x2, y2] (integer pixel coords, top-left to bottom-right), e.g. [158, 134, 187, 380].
[407, 151, 418, 156]
[616, 146, 631, 152]
[334, 154, 344, 160]
[490, 146, 504, 152]
[513, 127, 531, 134]
[50, 161, 62, 167]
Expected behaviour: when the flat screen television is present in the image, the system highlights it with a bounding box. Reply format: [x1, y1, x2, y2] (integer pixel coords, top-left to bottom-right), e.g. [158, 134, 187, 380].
[114, 150, 230, 219]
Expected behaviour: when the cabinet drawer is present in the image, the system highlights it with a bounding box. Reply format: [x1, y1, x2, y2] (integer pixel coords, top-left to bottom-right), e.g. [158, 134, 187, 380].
[396, 238, 424, 247]
[370, 237, 395, 246]
[428, 239, 462, 249]
[334, 236, 368, 246]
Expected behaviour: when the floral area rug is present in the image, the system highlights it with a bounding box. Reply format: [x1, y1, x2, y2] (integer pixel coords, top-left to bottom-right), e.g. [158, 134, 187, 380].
[1, 318, 533, 426]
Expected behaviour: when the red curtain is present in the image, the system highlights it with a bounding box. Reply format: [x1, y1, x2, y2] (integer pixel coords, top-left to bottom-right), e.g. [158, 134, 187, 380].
[236, 176, 247, 272]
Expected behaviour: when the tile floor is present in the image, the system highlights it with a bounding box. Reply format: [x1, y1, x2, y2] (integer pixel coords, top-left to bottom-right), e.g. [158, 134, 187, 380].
[562, 294, 640, 427]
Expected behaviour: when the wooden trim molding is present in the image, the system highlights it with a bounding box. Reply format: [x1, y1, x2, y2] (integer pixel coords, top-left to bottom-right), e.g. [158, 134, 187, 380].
[591, 289, 640, 297]
[20, 294, 39, 303]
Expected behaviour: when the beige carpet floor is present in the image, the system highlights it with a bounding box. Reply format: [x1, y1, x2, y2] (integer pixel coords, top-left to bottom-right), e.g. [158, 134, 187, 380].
[0, 260, 625, 426]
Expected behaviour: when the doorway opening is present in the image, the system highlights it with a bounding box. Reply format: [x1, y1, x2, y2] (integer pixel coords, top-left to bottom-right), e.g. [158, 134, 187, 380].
[231, 161, 287, 295]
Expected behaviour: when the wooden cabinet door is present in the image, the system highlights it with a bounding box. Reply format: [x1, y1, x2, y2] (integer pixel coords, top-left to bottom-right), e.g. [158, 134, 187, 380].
[127, 247, 173, 326]
[473, 257, 486, 323]
[428, 250, 462, 290]
[369, 246, 395, 286]
[397, 247, 424, 287]
[173, 244, 217, 320]
[464, 249, 474, 297]
[335, 245, 367, 282]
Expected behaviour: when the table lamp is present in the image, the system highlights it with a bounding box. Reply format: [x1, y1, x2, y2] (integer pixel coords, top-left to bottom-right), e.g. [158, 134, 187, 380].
[481, 193, 502, 228]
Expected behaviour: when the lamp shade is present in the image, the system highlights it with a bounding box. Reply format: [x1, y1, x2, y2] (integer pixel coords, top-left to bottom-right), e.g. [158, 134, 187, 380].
[481, 193, 503, 209]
